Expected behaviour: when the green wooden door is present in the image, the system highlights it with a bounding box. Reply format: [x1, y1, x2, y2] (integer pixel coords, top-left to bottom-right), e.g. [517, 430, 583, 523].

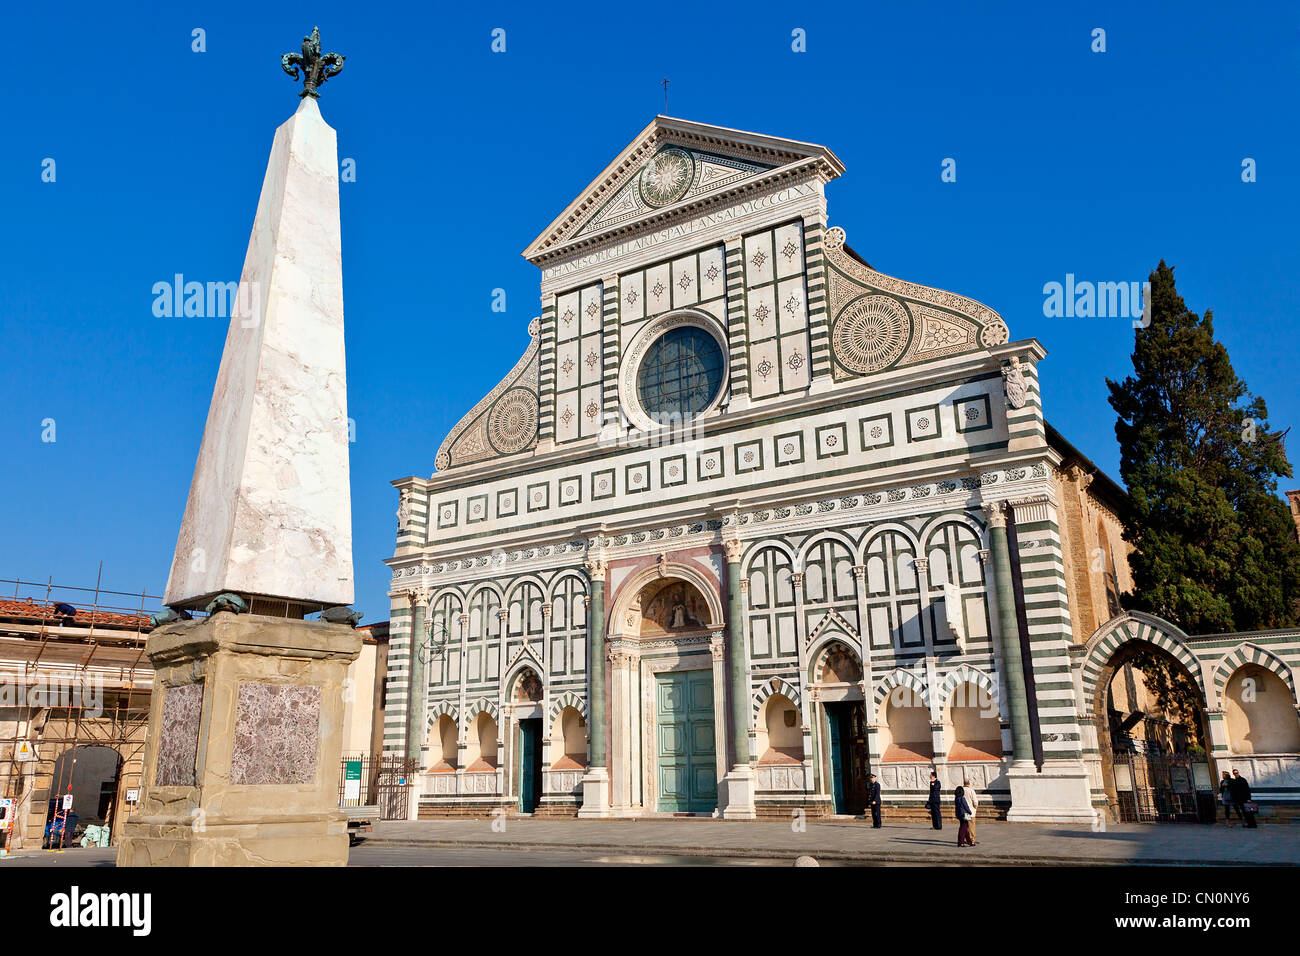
[825, 702, 869, 815]
[826, 704, 846, 814]
[518, 719, 542, 813]
[656, 671, 717, 812]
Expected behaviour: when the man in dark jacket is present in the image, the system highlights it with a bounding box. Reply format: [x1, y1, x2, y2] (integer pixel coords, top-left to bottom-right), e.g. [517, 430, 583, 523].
[926, 771, 943, 830]
[1219, 771, 1238, 823]
[1229, 769, 1258, 829]
[868, 773, 882, 828]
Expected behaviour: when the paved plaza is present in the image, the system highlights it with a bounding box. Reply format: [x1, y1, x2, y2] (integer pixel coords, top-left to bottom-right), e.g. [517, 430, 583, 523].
[357, 818, 1297, 866]
[3, 818, 1295, 866]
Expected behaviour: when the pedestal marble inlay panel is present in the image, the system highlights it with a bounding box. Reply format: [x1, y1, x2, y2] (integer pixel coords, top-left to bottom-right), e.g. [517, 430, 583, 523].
[155, 682, 204, 787]
[231, 683, 322, 785]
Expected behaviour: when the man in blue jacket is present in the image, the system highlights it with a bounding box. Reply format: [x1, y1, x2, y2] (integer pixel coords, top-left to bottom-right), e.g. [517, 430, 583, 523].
[926, 770, 943, 830]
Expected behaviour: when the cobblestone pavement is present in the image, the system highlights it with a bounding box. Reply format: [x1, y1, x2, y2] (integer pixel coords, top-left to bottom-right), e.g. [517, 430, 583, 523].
[359, 817, 1300, 866]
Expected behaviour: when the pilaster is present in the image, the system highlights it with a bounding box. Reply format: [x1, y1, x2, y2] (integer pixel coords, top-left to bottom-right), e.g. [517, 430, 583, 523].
[599, 274, 622, 438]
[801, 214, 833, 389]
[722, 534, 756, 818]
[723, 236, 751, 411]
[577, 545, 610, 817]
[536, 294, 558, 450]
[540, 602, 553, 768]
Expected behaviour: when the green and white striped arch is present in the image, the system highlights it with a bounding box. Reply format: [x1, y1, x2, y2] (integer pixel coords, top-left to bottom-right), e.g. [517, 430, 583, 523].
[1212, 643, 1297, 702]
[1080, 612, 1206, 716]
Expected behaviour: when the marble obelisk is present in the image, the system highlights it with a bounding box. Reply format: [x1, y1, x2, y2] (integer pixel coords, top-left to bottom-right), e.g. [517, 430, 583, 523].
[164, 93, 352, 615]
[118, 30, 360, 866]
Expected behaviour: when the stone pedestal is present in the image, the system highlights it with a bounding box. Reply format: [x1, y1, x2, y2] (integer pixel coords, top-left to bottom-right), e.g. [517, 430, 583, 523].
[721, 764, 757, 820]
[1005, 760, 1099, 824]
[116, 612, 360, 866]
[576, 767, 610, 818]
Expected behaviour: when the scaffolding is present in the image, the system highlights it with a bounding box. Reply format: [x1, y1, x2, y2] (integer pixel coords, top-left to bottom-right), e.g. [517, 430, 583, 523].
[0, 567, 162, 848]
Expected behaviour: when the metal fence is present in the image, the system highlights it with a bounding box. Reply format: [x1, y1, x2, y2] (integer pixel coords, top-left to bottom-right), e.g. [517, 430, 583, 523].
[1113, 752, 1214, 823]
[338, 754, 418, 820]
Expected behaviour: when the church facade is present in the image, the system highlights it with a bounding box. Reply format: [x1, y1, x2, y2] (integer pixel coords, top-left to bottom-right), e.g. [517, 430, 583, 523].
[385, 118, 1300, 822]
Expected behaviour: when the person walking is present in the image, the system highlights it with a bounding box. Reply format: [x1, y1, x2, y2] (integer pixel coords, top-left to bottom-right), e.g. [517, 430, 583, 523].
[1219, 771, 1238, 824]
[955, 785, 975, 847]
[868, 773, 882, 828]
[962, 776, 979, 844]
[926, 771, 943, 830]
[1230, 769, 1258, 829]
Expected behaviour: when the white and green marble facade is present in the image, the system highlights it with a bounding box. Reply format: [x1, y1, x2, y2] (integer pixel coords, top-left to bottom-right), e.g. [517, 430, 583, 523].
[384, 117, 1300, 820]
[1074, 613, 1300, 812]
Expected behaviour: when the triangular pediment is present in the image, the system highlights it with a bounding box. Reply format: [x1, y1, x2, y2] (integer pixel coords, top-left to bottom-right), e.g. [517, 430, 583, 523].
[523, 116, 844, 263]
[807, 608, 861, 646]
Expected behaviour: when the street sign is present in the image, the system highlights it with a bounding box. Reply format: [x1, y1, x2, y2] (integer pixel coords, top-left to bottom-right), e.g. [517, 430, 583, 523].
[61, 793, 73, 811]
[14, 741, 33, 762]
[125, 789, 140, 803]
[343, 760, 361, 802]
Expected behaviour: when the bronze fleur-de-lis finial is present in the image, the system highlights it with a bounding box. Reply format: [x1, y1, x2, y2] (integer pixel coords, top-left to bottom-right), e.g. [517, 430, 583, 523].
[281, 26, 345, 99]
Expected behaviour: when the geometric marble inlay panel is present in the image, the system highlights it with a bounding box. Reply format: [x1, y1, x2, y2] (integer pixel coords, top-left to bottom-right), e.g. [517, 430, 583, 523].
[230, 683, 321, 785]
[154, 681, 204, 787]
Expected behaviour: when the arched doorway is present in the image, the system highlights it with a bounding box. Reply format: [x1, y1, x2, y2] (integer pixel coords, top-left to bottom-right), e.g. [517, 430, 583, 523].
[810, 639, 868, 815]
[1081, 613, 1214, 823]
[508, 666, 544, 813]
[46, 745, 121, 848]
[605, 561, 727, 815]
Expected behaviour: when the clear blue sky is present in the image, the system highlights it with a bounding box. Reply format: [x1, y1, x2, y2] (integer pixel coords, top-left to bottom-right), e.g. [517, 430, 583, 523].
[2, 1, 1296, 620]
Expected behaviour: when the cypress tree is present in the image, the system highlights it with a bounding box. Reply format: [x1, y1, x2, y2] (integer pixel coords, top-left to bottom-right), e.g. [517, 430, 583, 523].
[1106, 261, 1300, 634]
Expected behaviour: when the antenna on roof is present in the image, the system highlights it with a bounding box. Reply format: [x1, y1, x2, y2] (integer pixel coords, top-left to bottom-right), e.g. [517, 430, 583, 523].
[661, 77, 669, 113]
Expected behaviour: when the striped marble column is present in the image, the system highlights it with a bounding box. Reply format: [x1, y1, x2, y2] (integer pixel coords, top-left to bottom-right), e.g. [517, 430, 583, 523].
[404, 589, 429, 761]
[983, 501, 1034, 765]
[578, 550, 610, 817]
[722, 536, 756, 818]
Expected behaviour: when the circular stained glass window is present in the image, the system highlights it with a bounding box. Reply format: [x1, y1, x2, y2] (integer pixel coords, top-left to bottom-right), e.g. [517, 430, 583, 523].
[636, 326, 724, 421]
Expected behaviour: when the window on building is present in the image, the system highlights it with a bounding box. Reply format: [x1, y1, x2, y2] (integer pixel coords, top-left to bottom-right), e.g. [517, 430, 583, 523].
[636, 326, 724, 420]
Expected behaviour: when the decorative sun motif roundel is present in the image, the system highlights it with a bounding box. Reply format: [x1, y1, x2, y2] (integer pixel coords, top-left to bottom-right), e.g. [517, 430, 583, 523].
[833, 295, 911, 373]
[639, 147, 695, 207]
[824, 226, 847, 250]
[486, 387, 538, 455]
